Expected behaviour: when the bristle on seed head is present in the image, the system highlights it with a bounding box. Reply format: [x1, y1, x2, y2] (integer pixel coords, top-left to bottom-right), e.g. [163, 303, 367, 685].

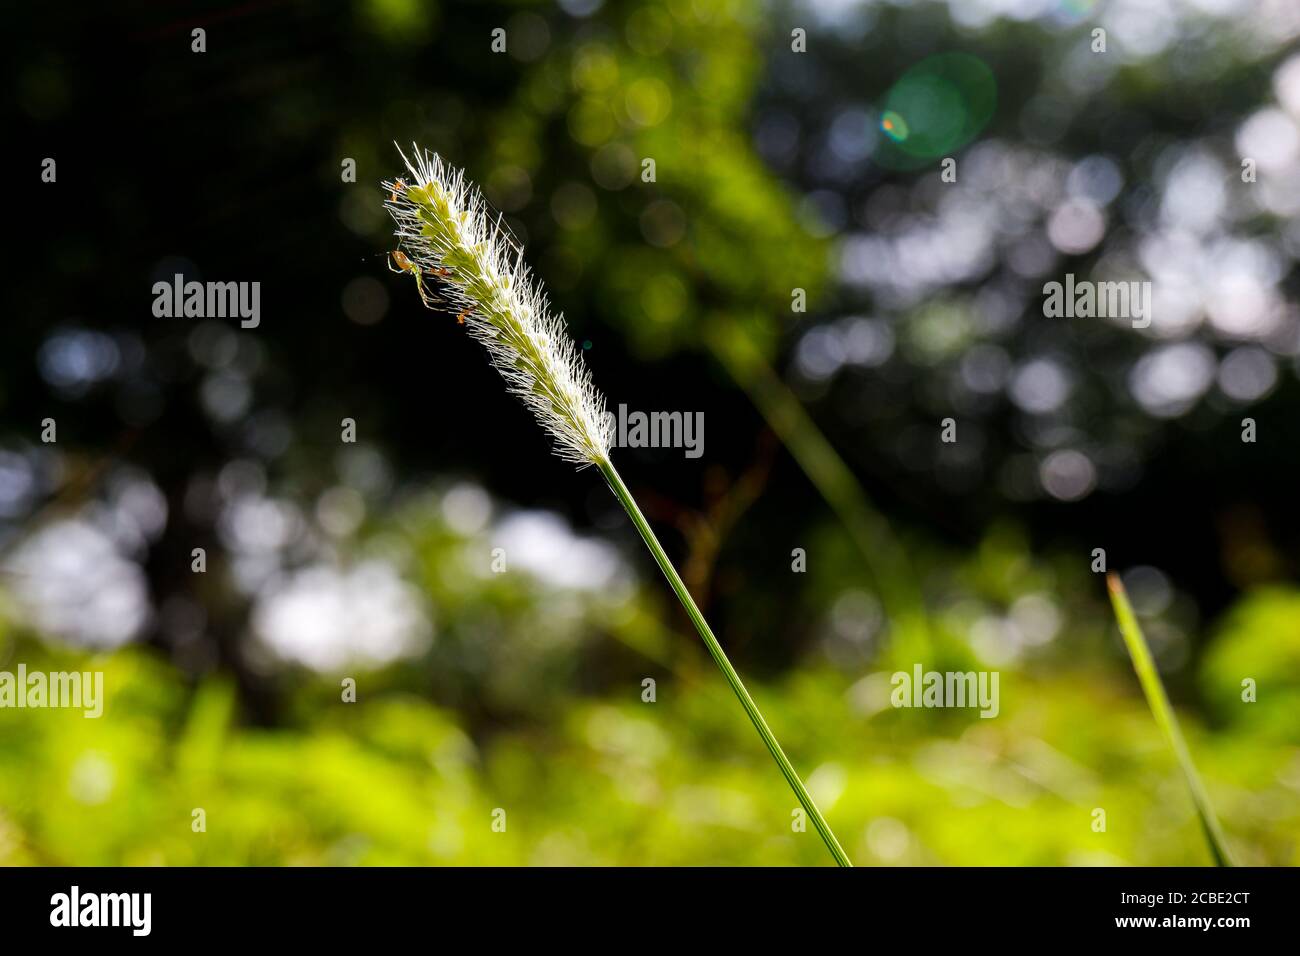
[383, 143, 612, 467]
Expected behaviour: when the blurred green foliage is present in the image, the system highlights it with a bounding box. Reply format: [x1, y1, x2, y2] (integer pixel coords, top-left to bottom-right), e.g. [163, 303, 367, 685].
[1201, 589, 1300, 744]
[2, 640, 1296, 865]
[2, 517, 1296, 866]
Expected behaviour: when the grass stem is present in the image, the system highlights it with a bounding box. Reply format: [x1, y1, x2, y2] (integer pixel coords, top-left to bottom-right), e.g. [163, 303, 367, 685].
[1106, 572, 1235, 866]
[600, 458, 852, 867]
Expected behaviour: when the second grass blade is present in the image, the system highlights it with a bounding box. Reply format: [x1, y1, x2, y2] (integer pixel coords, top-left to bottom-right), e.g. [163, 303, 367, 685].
[1106, 572, 1235, 866]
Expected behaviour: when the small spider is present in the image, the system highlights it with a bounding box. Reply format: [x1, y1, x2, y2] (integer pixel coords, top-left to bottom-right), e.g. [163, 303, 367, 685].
[388, 250, 438, 308]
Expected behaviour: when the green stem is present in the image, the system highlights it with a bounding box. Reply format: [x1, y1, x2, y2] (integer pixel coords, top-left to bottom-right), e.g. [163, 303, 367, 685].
[599, 457, 852, 867]
[1106, 573, 1235, 867]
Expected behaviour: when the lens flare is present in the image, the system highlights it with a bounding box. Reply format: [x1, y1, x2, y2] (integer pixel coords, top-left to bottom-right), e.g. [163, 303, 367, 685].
[880, 111, 909, 142]
[876, 53, 997, 169]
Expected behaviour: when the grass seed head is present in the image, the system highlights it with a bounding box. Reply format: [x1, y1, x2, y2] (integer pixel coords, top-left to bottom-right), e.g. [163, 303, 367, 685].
[383, 144, 612, 467]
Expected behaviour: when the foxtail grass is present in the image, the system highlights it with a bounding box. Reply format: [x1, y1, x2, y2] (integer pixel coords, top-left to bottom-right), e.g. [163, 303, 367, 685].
[384, 145, 851, 866]
[1106, 572, 1235, 866]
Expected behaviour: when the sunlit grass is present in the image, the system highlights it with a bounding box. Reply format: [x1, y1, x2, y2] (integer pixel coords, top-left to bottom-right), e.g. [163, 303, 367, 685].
[384, 147, 852, 866]
[1106, 572, 1235, 866]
